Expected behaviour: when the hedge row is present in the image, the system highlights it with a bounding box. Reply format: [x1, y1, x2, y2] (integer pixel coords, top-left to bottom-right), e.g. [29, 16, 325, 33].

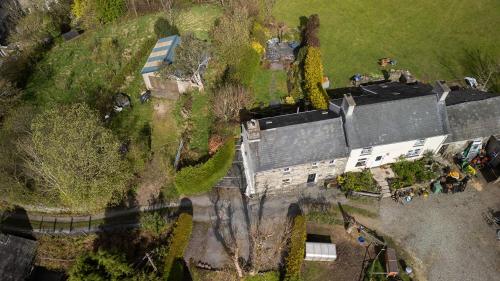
[163, 213, 193, 281]
[284, 215, 307, 281]
[175, 140, 235, 195]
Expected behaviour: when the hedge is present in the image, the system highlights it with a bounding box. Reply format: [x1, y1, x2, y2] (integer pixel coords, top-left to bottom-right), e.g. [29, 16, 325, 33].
[164, 213, 193, 281]
[175, 140, 235, 195]
[284, 215, 307, 281]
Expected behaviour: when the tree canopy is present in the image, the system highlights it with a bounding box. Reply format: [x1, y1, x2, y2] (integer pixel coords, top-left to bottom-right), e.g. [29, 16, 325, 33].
[18, 103, 129, 212]
[68, 250, 133, 281]
[162, 33, 209, 80]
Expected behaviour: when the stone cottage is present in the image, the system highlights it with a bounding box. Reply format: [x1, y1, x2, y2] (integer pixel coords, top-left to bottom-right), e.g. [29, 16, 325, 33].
[241, 80, 500, 195]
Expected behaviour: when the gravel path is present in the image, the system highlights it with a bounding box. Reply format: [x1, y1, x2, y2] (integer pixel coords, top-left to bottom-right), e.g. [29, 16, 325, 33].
[372, 182, 500, 281]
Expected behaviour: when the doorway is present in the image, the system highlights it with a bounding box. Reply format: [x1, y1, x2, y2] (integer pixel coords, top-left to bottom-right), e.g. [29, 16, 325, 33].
[307, 173, 316, 183]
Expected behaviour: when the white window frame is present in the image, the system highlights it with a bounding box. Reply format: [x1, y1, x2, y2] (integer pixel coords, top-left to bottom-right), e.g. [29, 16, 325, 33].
[355, 158, 367, 167]
[360, 147, 373, 156]
[414, 139, 426, 147]
[283, 167, 291, 173]
[282, 178, 291, 185]
[329, 160, 335, 166]
[406, 148, 422, 158]
[312, 162, 318, 168]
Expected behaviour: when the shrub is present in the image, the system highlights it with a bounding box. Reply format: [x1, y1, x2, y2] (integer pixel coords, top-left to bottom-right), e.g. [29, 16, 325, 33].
[175, 140, 235, 195]
[95, 0, 126, 24]
[232, 47, 261, 87]
[284, 215, 306, 281]
[69, 249, 133, 281]
[164, 213, 193, 281]
[338, 169, 378, 192]
[154, 17, 179, 38]
[391, 157, 437, 189]
[140, 211, 168, 236]
[304, 47, 328, 109]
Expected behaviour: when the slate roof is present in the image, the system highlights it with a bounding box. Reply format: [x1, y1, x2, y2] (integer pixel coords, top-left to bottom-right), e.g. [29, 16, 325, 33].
[141, 35, 180, 74]
[0, 234, 37, 281]
[344, 94, 449, 149]
[445, 93, 500, 142]
[247, 111, 348, 172]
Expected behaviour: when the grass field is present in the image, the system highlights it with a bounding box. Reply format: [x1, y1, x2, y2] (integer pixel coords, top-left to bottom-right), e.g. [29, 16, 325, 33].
[274, 0, 500, 87]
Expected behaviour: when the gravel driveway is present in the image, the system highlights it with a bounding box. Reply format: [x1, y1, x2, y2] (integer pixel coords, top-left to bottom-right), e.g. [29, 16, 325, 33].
[370, 182, 500, 281]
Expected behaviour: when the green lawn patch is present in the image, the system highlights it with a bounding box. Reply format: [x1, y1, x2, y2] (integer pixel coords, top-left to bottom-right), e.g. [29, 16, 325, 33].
[274, 0, 500, 87]
[176, 4, 222, 40]
[244, 272, 280, 281]
[175, 140, 235, 195]
[189, 93, 212, 155]
[305, 204, 377, 226]
[251, 67, 288, 106]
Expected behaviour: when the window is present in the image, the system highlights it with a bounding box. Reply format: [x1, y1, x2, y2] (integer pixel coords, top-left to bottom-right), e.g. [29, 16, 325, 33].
[355, 158, 367, 167]
[329, 160, 335, 166]
[282, 178, 291, 185]
[360, 147, 373, 156]
[312, 162, 318, 168]
[414, 139, 426, 147]
[283, 167, 290, 174]
[406, 149, 422, 158]
[375, 156, 383, 161]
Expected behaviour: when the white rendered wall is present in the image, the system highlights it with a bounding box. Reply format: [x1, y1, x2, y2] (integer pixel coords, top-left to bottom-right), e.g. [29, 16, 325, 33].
[345, 135, 448, 172]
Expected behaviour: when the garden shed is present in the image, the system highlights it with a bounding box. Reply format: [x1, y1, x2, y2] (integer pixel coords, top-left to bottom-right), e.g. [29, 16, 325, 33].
[304, 242, 337, 261]
[141, 35, 203, 99]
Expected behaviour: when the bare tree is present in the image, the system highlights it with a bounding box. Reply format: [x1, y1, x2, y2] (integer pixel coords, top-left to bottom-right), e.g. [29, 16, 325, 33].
[462, 49, 500, 92]
[210, 189, 244, 278]
[212, 84, 252, 123]
[248, 213, 291, 273]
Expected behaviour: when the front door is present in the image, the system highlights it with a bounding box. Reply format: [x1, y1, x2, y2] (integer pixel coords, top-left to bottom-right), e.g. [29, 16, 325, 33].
[307, 173, 316, 183]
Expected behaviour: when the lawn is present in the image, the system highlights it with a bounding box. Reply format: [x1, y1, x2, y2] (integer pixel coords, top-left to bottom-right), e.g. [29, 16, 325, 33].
[274, 0, 500, 87]
[251, 67, 288, 106]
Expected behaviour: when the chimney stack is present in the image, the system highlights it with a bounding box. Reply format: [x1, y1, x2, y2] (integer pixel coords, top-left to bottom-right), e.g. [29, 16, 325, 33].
[341, 94, 356, 117]
[246, 119, 261, 141]
[433, 80, 451, 103]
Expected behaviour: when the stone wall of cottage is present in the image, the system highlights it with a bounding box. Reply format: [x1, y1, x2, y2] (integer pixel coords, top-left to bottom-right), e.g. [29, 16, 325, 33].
[253, 158, 347, 194]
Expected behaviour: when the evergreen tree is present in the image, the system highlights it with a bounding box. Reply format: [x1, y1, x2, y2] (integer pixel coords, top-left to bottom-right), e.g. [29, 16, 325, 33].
[304, 47, 328, 109]
[68, 250, 133, 281]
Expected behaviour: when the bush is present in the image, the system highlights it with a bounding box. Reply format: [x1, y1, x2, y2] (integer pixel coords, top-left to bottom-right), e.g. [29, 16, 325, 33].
[338, 169, 378, 192]
[68, 249, 133, 281]
[154, 17, 179, 38]
[95, 0, 126, 24]
[284, 215, 306, 281]
[391, 157, 437, 189]
[175, 140, 235, 195]
[140, 211, 168, 236]
[232, 47, 261, 87]
[164, 213, 193, 281]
